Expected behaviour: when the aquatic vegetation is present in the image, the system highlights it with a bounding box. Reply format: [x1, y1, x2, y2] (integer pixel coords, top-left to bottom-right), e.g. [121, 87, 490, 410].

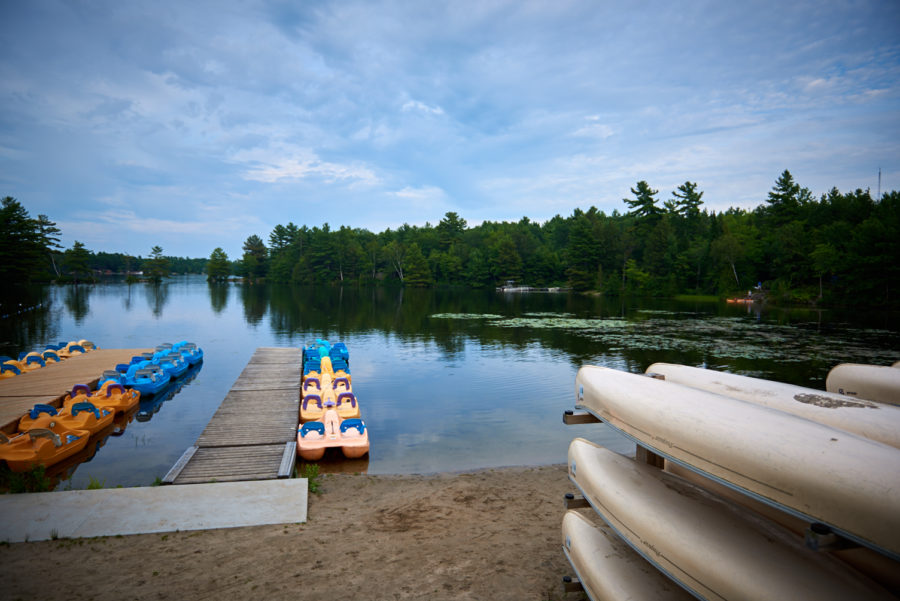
[429, 313, 505, 320]
[487, 317, 628, 330]
[427, 311, 900, 367]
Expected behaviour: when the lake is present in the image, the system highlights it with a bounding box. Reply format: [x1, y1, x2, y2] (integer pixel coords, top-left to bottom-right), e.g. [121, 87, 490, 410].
[2, 276, 899, 489]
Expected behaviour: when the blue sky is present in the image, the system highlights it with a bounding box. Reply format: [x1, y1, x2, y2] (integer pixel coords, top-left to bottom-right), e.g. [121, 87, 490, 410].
[1, 1, 898, 259]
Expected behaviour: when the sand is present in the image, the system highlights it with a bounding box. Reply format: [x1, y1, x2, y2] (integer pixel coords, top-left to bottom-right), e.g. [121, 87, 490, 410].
[0, 465, 586, 601]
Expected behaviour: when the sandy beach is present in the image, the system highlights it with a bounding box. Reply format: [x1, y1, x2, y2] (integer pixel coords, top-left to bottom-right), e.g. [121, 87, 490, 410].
[0, 465, 585, 601]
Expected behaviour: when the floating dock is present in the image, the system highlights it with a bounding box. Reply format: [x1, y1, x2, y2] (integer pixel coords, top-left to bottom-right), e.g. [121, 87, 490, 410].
[0, 348, 150, 433]
[164, 347, 300, 484]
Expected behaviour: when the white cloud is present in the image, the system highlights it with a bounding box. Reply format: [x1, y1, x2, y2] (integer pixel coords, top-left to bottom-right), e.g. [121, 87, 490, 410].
[572, 117, 615, 139]
[391, 185, 447, 201]
[233, 144, 378, 186]
[401, 100, 445, 116]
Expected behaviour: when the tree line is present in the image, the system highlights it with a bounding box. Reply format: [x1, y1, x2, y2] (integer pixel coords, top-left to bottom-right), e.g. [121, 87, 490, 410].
[4, 169, 898, 306]
[0, 196, 200, 283]
[217, 170, 897, 306]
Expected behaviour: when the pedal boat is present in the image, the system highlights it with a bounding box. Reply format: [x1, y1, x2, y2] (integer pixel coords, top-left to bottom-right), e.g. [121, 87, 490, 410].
[297, 409, 369, 460]
[301, 391, 361, 423]
[63, 383, 140, 414]
[0, 425, 90, 472]
[18, 401, 115, 436]
[118, 362, 171, 397]
[0, 363, 21, 379]
[3, 354, 46, 374]
[56, 343, 87, 359]
[303, 356, 351, 385]
[41, 350, 61, 364]
[172, 341, 204, 365]
[152, 349, 189, 379]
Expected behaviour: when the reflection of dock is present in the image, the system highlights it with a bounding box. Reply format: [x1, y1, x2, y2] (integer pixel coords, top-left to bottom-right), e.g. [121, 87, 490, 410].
[0, 348, 151, 433]
[496, 285, 570, 293]
[164, 348, 299, 484]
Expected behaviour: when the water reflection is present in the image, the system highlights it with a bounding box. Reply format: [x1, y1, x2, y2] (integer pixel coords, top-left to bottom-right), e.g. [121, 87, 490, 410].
[136, 363, 203, 422]
[144, 282, 169, 318]
[122, 282, 135, 312]
[0, 286, 55, 357]
[64, 284, 91, 323]
[207, 282, 228, 314]
[2, 279, 899, 483]
[241, 283, 268, 325]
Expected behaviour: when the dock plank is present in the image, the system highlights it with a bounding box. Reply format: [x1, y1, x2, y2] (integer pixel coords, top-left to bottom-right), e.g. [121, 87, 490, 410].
[172, 445, 288, 484]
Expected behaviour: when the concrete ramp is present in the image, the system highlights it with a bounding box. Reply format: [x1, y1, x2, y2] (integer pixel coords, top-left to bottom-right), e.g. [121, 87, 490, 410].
[0, 478, 307, 543]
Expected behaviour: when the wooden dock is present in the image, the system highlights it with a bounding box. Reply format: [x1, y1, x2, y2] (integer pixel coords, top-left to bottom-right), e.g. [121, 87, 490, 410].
[0, 348, 150, 433]
[164, 348, 300, 485]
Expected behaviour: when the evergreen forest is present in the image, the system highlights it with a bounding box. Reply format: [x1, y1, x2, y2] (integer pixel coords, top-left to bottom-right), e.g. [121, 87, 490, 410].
[3, 169, 899, 307]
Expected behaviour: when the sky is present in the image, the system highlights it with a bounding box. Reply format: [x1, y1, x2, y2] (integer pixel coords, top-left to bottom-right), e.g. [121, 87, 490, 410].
[1, 0, 899, 259]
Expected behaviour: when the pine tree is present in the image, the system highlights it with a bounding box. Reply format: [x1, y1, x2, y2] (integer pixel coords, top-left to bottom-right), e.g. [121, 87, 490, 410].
[206, 247, 231, 281]
[145, 245, 170, 282]
[403, 243, 432, 286]
[0, 197, 47, 284]
[64, 241, 92, 283]
[241, 235, 268, 280]
[624, 181, 662, 223]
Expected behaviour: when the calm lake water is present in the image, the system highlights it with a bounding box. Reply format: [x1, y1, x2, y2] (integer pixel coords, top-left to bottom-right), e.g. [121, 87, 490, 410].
[3, 276, 899, 489]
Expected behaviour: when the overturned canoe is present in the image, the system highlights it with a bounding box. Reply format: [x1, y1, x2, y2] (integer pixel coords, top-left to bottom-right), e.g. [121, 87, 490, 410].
[568, 439, 894, 600]
[575, 365, 900, 558]
[646, 362, 900, 449]
[826, 363, 900, 406]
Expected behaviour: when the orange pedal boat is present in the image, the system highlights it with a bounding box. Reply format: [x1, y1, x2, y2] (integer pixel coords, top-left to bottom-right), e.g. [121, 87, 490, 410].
[297, 409, 369, 461]
[0, 424, 90, 472]
[18, 402, 115, 436]
[63, 383, 140, 415]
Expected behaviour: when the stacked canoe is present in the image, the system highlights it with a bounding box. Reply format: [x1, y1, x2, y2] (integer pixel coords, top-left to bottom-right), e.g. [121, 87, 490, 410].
[297, 340, 369, 461]
[562, 362, 900, 600]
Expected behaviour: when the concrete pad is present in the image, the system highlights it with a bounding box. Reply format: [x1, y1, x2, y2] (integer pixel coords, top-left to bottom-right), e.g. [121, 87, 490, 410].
[0, 478, 307, 542]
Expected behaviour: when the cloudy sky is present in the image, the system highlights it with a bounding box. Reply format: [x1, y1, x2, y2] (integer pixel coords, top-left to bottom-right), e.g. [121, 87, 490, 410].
[1, 1, 898, 259]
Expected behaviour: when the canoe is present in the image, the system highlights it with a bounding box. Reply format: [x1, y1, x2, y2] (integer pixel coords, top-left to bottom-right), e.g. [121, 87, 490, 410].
[0, 425, 91, 472]
[297, 409, 368, 460]
[567, 439, 894, 601]
[645, 362, 900, 449]
[574, 365, 900, 558]
[562, 510, 695, 601]
[18, 401, 115, 436]
[826, 363, 900, 406]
